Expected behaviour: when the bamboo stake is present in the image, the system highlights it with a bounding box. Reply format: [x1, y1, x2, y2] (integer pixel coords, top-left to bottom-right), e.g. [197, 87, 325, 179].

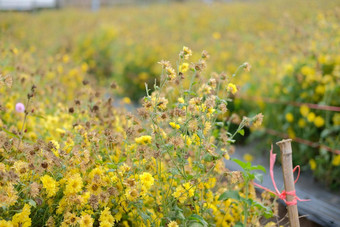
[276, 139, 300, 227]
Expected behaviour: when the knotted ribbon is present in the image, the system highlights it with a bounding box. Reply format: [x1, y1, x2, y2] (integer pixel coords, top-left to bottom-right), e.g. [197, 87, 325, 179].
[253, 145, 310, 206]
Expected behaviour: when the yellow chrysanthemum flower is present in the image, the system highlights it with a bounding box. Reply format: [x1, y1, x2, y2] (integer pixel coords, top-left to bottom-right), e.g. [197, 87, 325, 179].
[285, 113, 294, 123]
[178, 97, 185, 104]
[314, 116, 325, 128]
[99, 207, 115, 226]
[168, 221, 179, 227]
[0, 220, 13, 227]
[135, 135, 152, 145]
[140, 172, 154, 189]
[298, 119, 306, 128]
[227, 83, 238, 95]
[65, 173, 83, 195]
[179, 63, 189, 73]
[243, 153, 254, 162]
[307, 112, 315, 122]
[41, 175, 59, 198]
[332, 155, 340, 166]
[169, 122, 180, 129]
[11, 204, 31, 227]
[79, 214, 94, 227]
[300, 105, 309, 117]
[309, 159, 317, 170]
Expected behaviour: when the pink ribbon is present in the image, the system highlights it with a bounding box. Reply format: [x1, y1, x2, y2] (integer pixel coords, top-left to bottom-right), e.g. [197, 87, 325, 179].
[253, 145, 310, 206]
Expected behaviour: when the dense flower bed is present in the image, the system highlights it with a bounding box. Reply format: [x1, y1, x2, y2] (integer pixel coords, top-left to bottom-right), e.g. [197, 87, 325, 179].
[0, 46, 277, 226]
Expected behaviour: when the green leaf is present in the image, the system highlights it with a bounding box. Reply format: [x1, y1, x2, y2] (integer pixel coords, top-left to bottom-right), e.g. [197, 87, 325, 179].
[32, 114, 46, 120]
[238, 129, 245, 136]
[234, 222, 244, 227]
[254, 172, 263, 183]
[203, 153, 217, 162]
[218, 190, 241, 201]
[28, 199, 37, 208]
[185, 174, 194, 180]
[249, 165, 266, 173]
[188, 214, 208, 227]
[232, 158, 248, 170]
[177, 211, 185, 220]
[249, 199, 273, 218]
[1, 127, 19, 139]
[197, 130, 205, 140]
[215, 122, 224, 127]
[189, 223, 204, 227]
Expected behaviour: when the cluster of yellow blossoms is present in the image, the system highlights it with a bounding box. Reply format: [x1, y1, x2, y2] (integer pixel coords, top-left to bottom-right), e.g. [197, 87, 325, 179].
[0, 44, 277, 226]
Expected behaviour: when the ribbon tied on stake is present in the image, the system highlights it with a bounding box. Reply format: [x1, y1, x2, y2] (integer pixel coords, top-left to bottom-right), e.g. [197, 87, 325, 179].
[253, 145, 310, 206]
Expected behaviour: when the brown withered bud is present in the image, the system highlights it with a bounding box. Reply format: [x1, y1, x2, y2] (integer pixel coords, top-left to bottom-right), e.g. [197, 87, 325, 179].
[85, 121, 91, 129]
[82, 80, 89, 85]
[89, 194, 99, 210]
[208, 78, 217, 89]
[104, 129, 112, 137]
[110, 82, 117, 89]
[92, 105, 99, 112]
[47, 141, 56, 151]
[31, 84, 37, 92]
[41, 162, 48, 169]
[201, 50, 210, 59]
[75, 100, 81, 105]
[68, 107, 74, 113]
[30, 182, 40, 198]
[154, 149, 161, 158]
[3, 141, 12, 151]
[125, 178, 136, 187]
[220, 72, 227, 80]
[29, 149, 36, 156]
[125, 127, 134, 137]
[171, 108, 185, 117]
[194, 59, 207, 71]
[107, 187, 118, 196]
[29, 163, 35, 170]
[46, 216, 55, 227]
[27, 93, 34, 99]
[219, 103, 227, 114]
[231, 113, 241, 124]
[160, 112, 168, 120]
[170, 136, 184, 149]
[8, 170, 19, 182]
[226, 171, 244, 184]
[179, 72, 184, 79]
[100, 192, 110, 204]
[137, 107, 149, 119]
[35, 198, 43, 206]
[0, 131, 7, 145]
[205, 97, 216, 109]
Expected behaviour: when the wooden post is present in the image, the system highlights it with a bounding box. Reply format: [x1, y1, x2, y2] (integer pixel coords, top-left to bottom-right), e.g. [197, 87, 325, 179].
[276, 139, 300, 227]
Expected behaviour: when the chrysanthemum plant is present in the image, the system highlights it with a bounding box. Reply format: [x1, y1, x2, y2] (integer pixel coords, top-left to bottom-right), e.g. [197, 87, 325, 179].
[0, 47, 275, 227]
[130, 47, 274, 226]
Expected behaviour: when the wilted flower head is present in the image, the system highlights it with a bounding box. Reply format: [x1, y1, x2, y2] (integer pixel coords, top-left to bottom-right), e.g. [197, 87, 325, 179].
[15, 103, 25, 113]
[243, 62, 251, 72]
[158, 60, 171, 69]
[0, 74, 13, 88]
[180, 46, 192, 60]
[253, 113, 264, 127]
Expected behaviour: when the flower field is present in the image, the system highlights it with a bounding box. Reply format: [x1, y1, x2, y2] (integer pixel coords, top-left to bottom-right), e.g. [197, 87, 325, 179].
[0, 0, 340, 226]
